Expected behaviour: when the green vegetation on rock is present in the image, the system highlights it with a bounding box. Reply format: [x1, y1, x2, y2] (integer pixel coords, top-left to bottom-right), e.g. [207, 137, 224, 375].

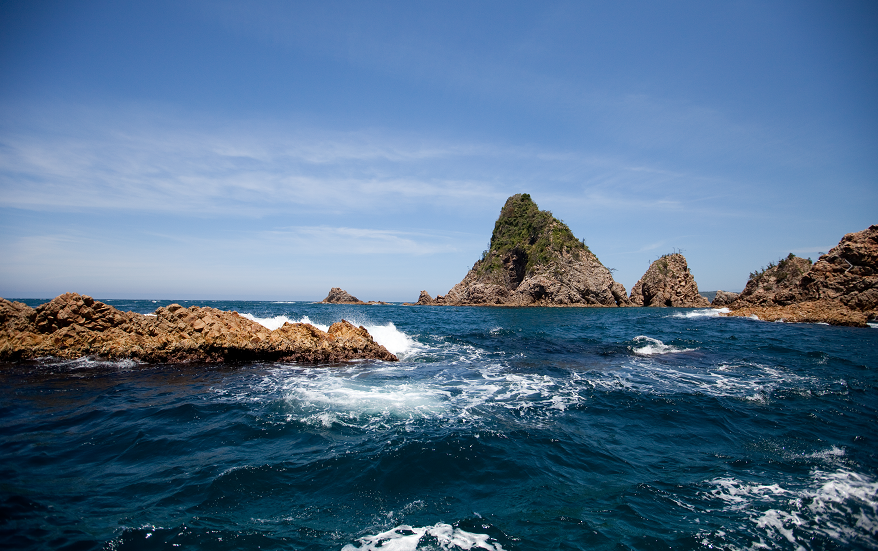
[476, 193, 591, 277]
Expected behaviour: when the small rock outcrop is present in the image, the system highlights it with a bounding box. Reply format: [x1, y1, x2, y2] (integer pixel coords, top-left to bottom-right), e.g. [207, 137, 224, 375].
[322, 287, 364, 304]
[0, 293, 397, 363]
[711, 290, 740, 307]
[424, 194, 630, 307]
[629, 253, 710, 307]
[321, 287, 388, 305]
[416, 291, 435, 305]
[725, 225, 878, 326]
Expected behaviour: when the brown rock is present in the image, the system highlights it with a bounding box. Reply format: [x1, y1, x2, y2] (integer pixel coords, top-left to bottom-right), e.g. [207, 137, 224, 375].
[0, 293, 397, 363]
[437, 194, 629, 307]
[711, 290, 740, 307]
[723, 300, 868, 328]
[629, 253, 710, 307]
[726, 225, 878, 326]
[732, 254, 813, 307]
[321, 287, 364, 304]
[416, 290, 436, 305]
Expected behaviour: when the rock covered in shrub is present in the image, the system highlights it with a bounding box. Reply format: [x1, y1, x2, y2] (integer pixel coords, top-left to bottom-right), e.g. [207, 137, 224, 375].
[431, 194, 629, 306]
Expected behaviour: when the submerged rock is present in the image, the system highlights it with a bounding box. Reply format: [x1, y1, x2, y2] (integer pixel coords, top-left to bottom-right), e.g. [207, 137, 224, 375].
[423, 194, 629, 306]
[0, 293, 397, 363]
[629, 253, 710, 307]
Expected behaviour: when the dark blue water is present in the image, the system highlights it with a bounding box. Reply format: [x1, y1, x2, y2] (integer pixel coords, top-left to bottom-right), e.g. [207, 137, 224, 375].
[2, 300, 877, 550]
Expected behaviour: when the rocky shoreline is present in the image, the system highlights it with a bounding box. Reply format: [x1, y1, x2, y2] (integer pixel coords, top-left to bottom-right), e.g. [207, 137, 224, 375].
[719, 224, 877, 328]
[0, 293, 398, 364]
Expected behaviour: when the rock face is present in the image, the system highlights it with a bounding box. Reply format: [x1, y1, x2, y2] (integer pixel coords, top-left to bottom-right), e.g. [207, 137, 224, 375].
[711, 290, 740, 307]
[322, 287, 364, 304]
[421, 194, 629, 306]
[0, 293, 397, 363]
[629, 254, 710, 307]
[725, 225, 878, 327]
[732, 254, 813, 307]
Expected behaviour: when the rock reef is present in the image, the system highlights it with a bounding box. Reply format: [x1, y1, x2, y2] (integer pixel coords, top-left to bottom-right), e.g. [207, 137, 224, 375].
[629, 253, 709, 307]
[0, 293, 397, 363]
[724, 225, 878, 327]
[417, 194, 630, 306]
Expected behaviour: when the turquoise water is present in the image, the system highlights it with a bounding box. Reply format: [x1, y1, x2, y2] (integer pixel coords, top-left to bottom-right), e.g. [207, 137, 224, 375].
[1, 300, 877, 550]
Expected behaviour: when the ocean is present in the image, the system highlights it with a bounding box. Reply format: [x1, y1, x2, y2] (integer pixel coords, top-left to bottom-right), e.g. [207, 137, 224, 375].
[1, 300, 877, 550]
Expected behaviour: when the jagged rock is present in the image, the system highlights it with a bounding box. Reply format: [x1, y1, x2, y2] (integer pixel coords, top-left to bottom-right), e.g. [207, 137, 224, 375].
[435, 194, 629, 306]
[629, 253, 710, 307]
[732, 254, 813, 307]
[0, 293, 397, 363]
[725, 225, 878, 327]
[322, 287, 364, 304]
[416, 291, 435, 305]
[711, 290, 740, 307]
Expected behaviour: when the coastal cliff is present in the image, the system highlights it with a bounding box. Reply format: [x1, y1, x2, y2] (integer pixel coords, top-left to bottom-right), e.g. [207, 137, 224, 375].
[629, 253, 710, 307]
[725, 225, 878, 326]
[420, 194, 629, 306]
[0, 293, 397, 363]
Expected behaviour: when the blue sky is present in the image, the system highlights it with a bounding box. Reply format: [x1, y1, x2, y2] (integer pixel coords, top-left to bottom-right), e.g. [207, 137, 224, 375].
[1, 0, 876, 300]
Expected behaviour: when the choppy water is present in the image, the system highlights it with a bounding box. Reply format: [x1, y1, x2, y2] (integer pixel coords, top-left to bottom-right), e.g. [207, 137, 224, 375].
[1, 300, 877, 550]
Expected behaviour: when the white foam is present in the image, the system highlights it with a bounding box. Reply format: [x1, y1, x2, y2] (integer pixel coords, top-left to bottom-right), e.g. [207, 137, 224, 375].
[631, 336, 695, 355]
[239, 313, 329, 332]
[868, 322, 878, 329]
[702, 466, 878, 548]
[341, 523, 504, 551]
[239, 314, 418, 357]
[673, 308, 730, 319]
[361, 322, 420, 357]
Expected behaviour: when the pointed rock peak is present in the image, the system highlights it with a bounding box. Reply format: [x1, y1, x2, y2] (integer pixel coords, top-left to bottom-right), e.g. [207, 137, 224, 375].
[437, 194, 628, 306]
[630, 253, 709, 307]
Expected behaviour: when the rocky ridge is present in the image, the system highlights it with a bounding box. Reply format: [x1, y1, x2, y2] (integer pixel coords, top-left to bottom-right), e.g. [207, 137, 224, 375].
[629, 253, 709, 307]
[731, 254, 813, 307]
[0, 293, 397, 363]
[724, 225, 878, 327]
[417, 194, 630, 306]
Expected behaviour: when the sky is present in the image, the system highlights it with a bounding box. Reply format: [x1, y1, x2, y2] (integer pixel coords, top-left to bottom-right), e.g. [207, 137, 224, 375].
[1, 0, 876, 301]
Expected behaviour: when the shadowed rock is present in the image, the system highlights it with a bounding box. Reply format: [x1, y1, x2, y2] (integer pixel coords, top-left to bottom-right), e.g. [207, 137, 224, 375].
[629, 253, 710, 307]
[0, 293, 397, 363]
[711, 290, 740, 307]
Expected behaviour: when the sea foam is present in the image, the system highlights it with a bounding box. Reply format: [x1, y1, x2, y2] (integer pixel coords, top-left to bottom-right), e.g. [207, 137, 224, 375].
[342, 523, 505, 551]
[673, 308, 730, 319]
[240, 314, 418, 357]
[631, 336, 694, 355]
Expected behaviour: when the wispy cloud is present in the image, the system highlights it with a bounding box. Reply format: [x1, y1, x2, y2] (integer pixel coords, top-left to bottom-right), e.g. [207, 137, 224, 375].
[1, 103, 756, 219]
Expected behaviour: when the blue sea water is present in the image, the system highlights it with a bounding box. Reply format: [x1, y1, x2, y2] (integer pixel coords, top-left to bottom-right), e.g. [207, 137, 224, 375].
[1, 300, 877, 550]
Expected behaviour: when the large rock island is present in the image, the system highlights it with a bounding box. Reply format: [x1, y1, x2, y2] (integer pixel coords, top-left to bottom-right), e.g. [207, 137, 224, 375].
[724, 224, 878, 327]
[418, 194, 630, 306]
[629, 253, 710, 307]
[0, 293, 398, 363]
